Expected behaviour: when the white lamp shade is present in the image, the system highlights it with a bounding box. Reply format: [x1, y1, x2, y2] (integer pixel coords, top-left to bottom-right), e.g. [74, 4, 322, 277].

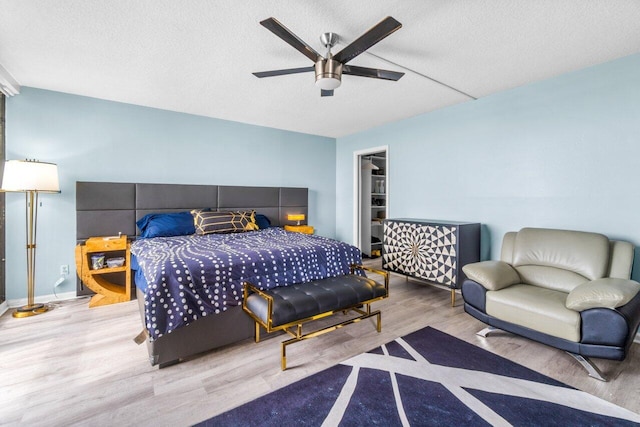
[1, 160, 60, 193]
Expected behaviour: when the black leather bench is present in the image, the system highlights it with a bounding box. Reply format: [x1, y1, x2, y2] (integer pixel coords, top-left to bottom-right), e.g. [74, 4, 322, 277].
[242, 264, 389, 370]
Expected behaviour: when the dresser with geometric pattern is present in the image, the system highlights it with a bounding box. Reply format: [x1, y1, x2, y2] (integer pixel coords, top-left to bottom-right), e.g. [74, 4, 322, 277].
[382, 219, 480, 305]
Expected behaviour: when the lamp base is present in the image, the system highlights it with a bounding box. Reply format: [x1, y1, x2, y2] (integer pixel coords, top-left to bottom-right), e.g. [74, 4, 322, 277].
[12, 303, 51, 318]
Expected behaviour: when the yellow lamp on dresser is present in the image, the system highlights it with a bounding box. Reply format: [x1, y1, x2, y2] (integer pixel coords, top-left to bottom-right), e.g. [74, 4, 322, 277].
[285, 213, 314, 234]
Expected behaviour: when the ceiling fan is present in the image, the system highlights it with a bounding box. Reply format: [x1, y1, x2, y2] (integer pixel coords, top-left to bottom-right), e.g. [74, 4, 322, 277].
[253, 16, 405, 97]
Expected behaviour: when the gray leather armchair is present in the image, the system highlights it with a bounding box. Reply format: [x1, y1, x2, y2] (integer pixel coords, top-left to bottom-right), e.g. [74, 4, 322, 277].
[461, 227, 640, 381]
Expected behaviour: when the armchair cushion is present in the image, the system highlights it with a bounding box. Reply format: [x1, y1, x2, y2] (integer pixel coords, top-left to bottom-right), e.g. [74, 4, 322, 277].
[462, 261, 521, 291]
[487, 284, 581, 342]
[566, 278, 640, 311]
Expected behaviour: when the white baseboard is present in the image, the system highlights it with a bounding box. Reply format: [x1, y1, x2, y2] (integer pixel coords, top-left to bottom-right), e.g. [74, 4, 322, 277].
[0, 301, 7, 317]
[7, 291, 78, 308]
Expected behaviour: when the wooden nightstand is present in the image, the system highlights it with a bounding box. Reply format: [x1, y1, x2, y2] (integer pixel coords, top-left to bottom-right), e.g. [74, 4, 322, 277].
[75, 235, 131, 308]
[284, 225, 315, 234]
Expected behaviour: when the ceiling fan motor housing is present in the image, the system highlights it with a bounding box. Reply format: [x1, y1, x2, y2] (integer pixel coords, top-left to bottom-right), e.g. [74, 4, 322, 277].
[315, 58, 343, 89]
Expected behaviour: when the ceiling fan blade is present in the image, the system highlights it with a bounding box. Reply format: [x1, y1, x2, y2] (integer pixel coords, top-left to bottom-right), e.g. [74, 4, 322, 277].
[321, 89, 334, 97]
[260, 17, 322, 63]
[333, 16, 402, 64]
[253, 66, 315, 78]
[343, 65, 404, 81]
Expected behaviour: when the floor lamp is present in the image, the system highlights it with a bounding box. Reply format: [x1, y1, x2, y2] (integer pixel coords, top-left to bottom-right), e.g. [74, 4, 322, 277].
[1, 159, 60, 318]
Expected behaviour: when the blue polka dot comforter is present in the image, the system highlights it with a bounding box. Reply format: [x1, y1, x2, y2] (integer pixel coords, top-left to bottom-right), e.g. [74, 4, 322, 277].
[130, 227, 362, 341]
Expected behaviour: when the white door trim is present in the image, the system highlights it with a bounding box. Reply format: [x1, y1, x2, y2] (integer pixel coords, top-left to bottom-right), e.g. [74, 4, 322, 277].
[352, 145, 389, 249]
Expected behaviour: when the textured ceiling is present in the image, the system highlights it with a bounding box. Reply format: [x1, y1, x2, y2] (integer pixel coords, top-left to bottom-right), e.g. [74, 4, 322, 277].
[1, 1, 639, 137]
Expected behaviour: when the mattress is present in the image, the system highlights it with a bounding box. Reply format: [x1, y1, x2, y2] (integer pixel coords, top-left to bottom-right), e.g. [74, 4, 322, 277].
[131, 227, 362, 340]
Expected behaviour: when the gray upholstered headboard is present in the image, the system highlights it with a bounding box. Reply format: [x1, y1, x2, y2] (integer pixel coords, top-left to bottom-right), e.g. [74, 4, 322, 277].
[75, 181, 309, 295]
[76, 181, 308, 240]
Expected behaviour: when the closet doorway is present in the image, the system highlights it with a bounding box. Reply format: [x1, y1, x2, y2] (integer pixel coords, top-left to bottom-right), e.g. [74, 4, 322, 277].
[353, 146, 388, 258]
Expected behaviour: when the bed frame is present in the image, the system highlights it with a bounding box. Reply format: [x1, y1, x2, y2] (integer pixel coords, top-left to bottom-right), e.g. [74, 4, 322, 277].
[76, 181, 309, 367]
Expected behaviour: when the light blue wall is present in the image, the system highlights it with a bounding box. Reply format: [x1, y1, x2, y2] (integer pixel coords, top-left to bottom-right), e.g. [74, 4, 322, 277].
[337, 53, 640, 281]
[5, 88, 336, 299]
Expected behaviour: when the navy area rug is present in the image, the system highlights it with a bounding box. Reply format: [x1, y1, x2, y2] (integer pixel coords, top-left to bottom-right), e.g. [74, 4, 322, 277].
[196, 327, 640, 426]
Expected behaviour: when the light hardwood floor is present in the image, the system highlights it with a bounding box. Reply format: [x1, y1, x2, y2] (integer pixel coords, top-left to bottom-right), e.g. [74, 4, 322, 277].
[1, 262, 639, 426]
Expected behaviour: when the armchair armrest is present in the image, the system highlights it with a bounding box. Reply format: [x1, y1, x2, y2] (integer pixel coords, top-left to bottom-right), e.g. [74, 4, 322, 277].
[462, 261, 520, 291]
[566, 278, 640, 311]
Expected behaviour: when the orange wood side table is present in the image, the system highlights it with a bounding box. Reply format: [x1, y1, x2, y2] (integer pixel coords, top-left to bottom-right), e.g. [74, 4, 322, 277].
[75, 235, 131, 308]
[284, 225, 315, 234]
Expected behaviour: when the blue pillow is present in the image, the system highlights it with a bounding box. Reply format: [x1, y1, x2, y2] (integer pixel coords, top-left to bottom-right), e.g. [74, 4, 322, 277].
[136, 211, 196, 238]
[255, 214, 271, 229]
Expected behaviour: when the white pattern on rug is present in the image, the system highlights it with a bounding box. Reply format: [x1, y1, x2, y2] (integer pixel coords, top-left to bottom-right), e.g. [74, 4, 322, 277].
[319, 337, 640, 426]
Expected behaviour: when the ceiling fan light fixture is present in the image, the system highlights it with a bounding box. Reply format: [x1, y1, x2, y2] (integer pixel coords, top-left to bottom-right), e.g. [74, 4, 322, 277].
[315, 58, 342, 90]
[315, 76, 341, 90]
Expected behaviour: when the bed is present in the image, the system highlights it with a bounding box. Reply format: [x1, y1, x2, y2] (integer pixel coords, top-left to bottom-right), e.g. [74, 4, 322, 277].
[76, 182, 362, 367]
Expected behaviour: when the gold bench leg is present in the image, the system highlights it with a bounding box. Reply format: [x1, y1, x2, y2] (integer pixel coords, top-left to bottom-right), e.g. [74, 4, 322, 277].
[451, 289, 456, 307]
[279, 311, 382, 370]
[255, 322, 261, 343]
[281, 324, 302, 371]
[281, 341, 287, 371]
